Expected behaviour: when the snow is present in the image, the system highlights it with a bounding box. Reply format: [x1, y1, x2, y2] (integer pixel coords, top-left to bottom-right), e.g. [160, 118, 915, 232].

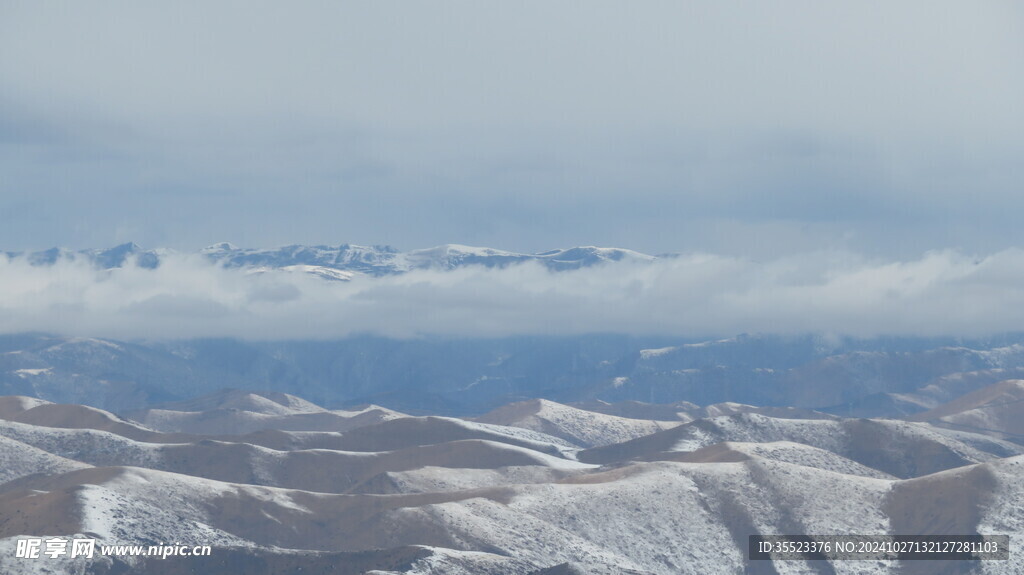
[245, 264, 359, 281]
[197, 242, 661, 277]
[975, 344, 1024, 366]
[73, 468, 254, 548]
[978, 456, 1024, 575]
[639, 346, 676, 359]
[671, 424, 714, 452]
[460, 440, 595, 471]
[729, 441, 895, 479]
[42, 337, 123, 352]
[131, 405, 402, 435]
[13, 368, 53, 377]
[76, 485, 121, 540]
[330, 404, 406, 419]
[400, 463, 744, 573]
[0, 434, 90, 484]
[443, 418, 580, 455]
[486, 399, 678, 448]
[681, 337, 738, 348]
[408, 244, 517, 258]
[0, 420, 162, 468]
[401, 545, 536, 574]
[369, 466, 583, 494]
[7, 387, 1024, 575]
[280, 265, 358, 281]
[201, 242, 239, 252]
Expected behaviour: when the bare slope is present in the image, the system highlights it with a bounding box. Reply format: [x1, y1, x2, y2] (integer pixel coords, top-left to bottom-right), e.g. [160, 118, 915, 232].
[0, 418, 587, 494]
[908, 379, 1024, 439]
[578, 413, 1024, 477]
[5, 403, 163, 441]
[142, 389, 328, 416]
[128, 406, 402, 435]
[125, 389, 406, 434]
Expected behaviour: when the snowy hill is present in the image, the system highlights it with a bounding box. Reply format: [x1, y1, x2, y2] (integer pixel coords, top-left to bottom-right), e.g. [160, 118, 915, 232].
[908, 378, 1024, 440]
[577, 412, 1024, 477]
[475, 398, 678, 447]
[1, 389, 1022, 574]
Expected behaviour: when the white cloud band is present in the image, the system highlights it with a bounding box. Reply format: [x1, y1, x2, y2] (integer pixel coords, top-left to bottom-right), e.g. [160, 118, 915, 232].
[2, 249, 1024, 340]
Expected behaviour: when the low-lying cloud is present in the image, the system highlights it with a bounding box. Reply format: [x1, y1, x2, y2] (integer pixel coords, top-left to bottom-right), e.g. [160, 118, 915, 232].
[3, 250, 1024, 340]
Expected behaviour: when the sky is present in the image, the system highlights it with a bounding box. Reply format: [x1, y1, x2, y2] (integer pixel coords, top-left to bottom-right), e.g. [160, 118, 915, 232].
[1, 1, 1021, 258]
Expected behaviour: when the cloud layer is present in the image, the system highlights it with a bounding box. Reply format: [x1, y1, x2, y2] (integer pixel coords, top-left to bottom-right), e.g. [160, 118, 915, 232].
[3, 250, 1024, 340]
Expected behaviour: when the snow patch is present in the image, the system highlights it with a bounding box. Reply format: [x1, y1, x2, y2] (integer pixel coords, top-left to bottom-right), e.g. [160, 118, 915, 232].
[639, 347, 676, 359]
[14, 367, 53, 377]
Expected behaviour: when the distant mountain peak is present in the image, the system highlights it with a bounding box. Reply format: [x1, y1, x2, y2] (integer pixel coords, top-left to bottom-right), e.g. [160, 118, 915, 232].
[6, 242, 661, 278]
[201, 242, 240, 252]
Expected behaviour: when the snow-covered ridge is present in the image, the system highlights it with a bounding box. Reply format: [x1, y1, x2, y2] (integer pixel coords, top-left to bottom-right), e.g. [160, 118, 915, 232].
[199, 242, 659, 275]
[4, 241, 661, 278]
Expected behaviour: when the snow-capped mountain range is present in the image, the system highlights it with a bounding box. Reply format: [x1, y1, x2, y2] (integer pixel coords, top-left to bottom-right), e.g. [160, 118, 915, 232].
[4, 242, 659, 277]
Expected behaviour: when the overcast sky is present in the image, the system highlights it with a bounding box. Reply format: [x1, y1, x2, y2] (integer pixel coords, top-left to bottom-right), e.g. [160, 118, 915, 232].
[1, 1, 1022, 258]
